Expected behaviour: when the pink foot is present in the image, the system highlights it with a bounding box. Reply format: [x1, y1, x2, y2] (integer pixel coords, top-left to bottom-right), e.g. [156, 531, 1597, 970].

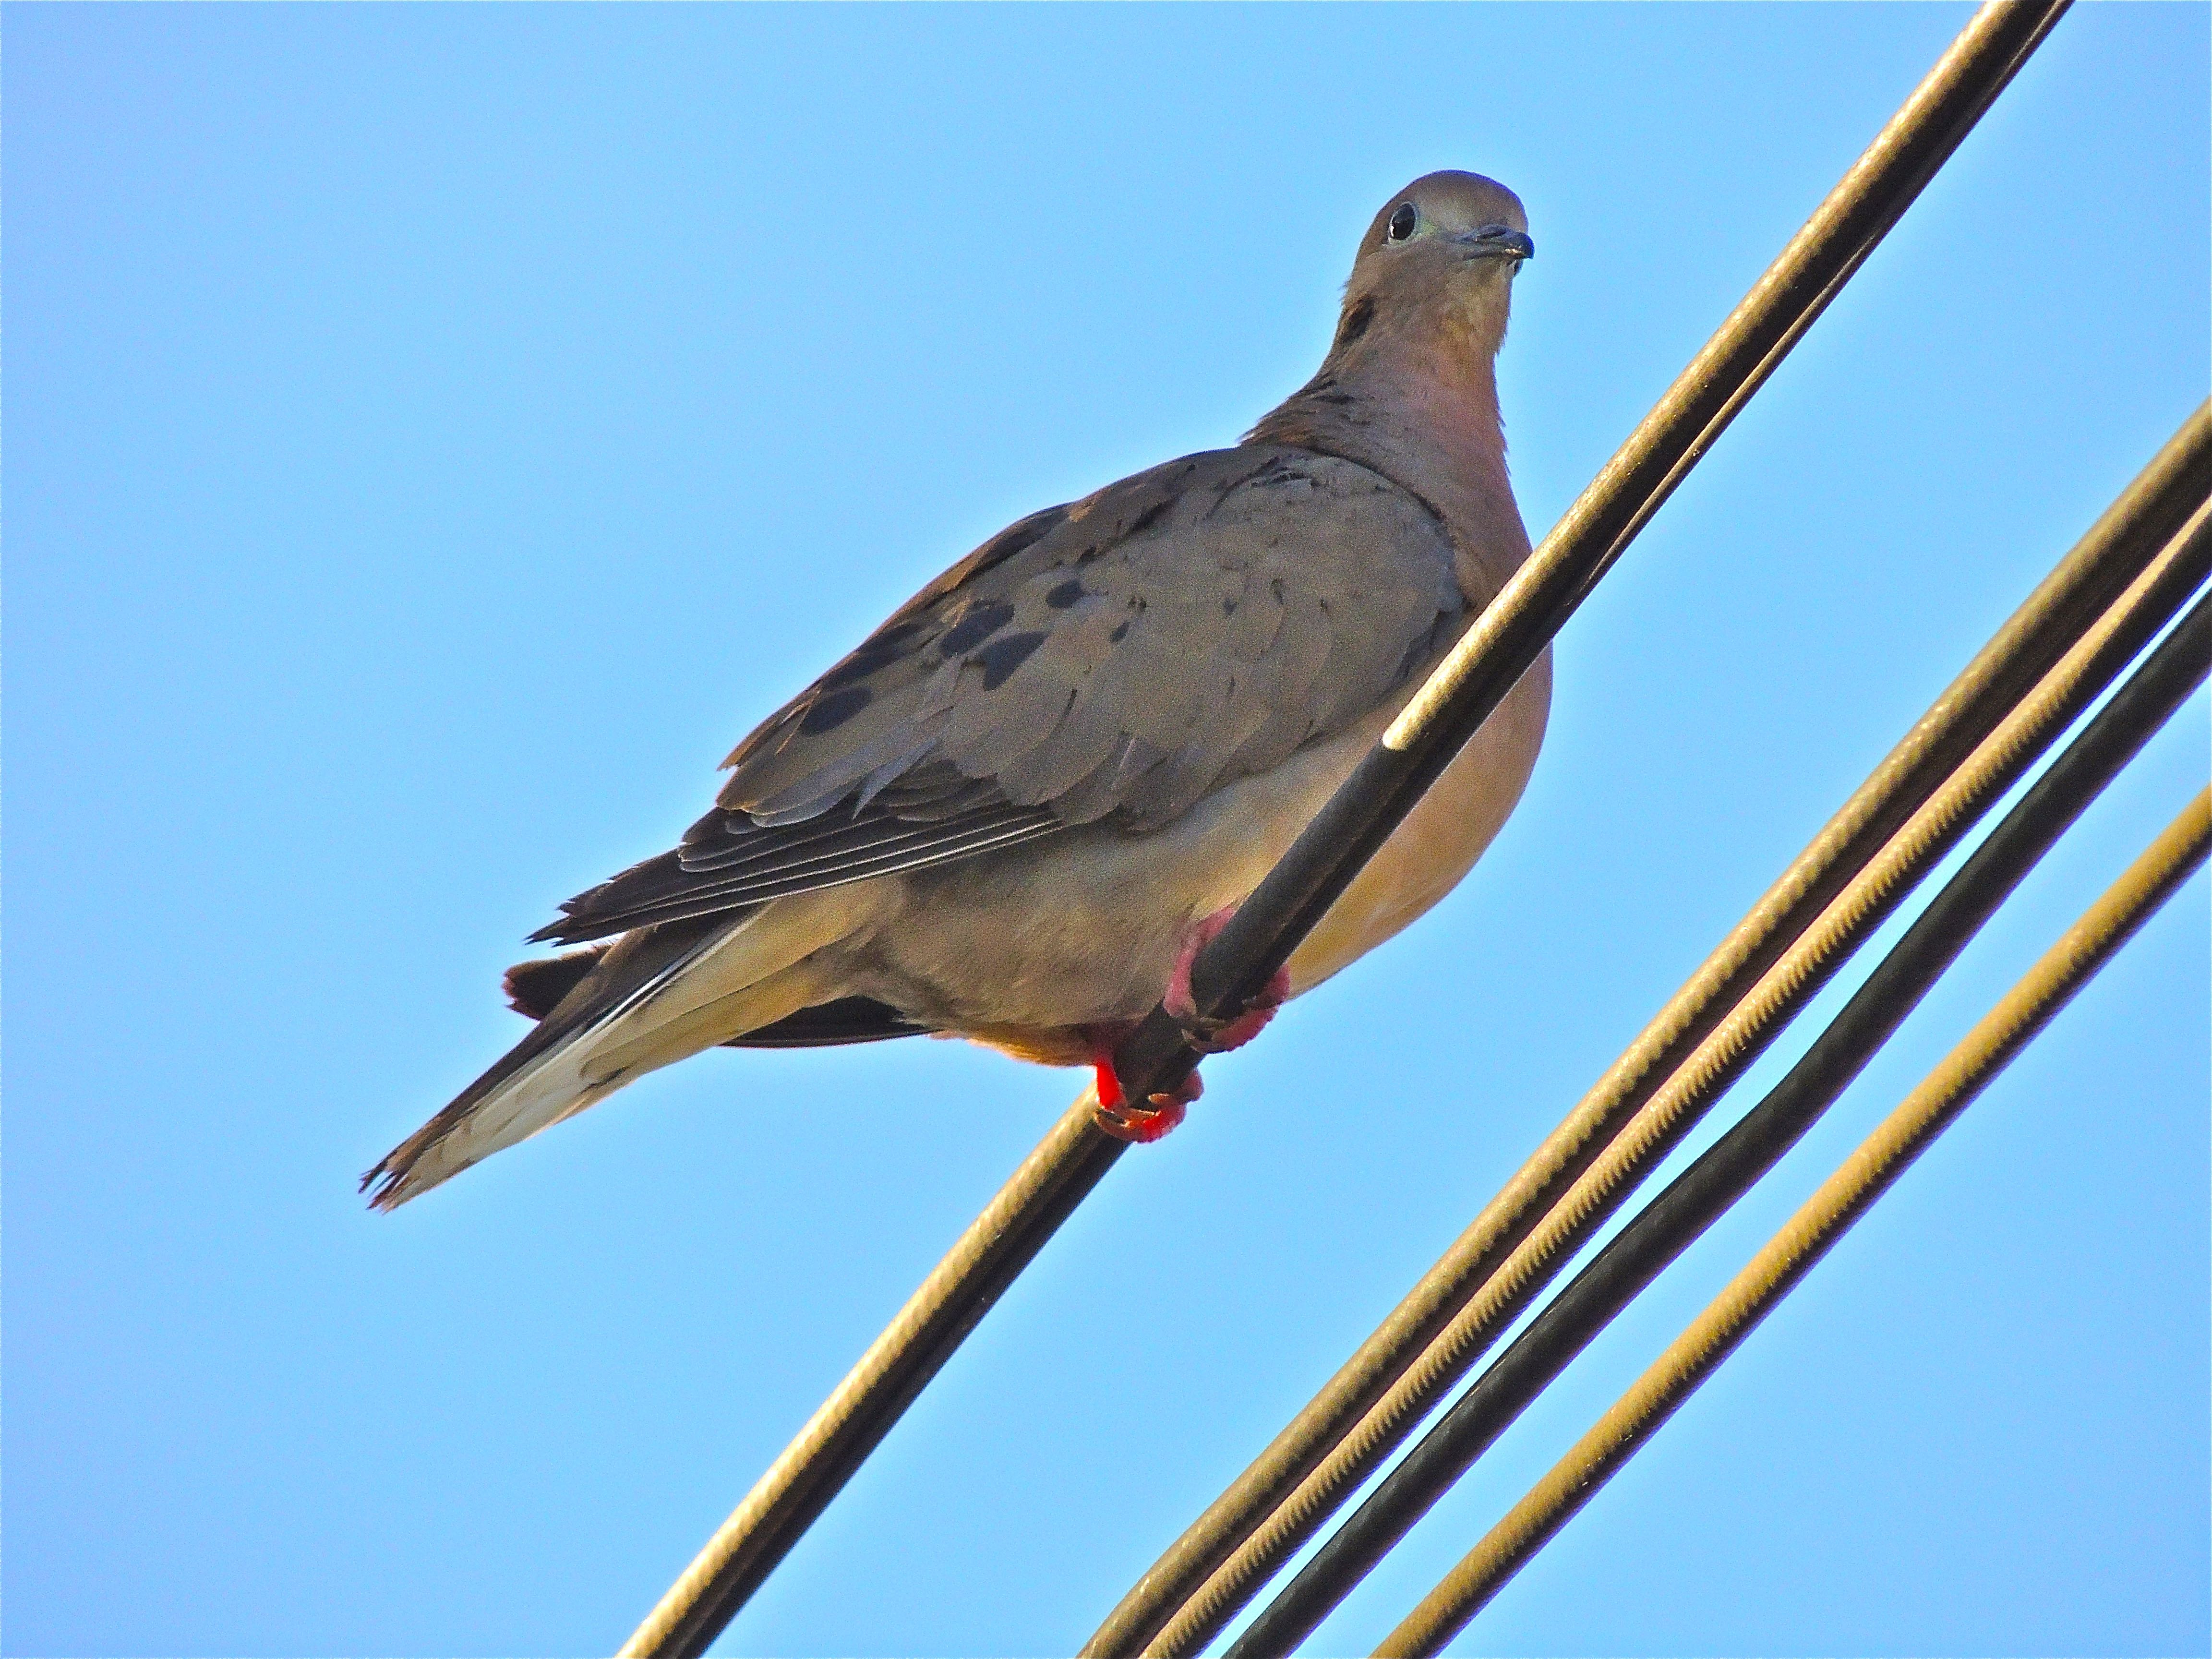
[1092, 1057, 1200, 1142]
[1164, 904, 1292, 1054]
[1089, 906, 1290, 1144]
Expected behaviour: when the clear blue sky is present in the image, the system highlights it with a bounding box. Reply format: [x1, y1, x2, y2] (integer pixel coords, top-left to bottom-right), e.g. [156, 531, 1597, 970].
[7, 6, 2206, 1656]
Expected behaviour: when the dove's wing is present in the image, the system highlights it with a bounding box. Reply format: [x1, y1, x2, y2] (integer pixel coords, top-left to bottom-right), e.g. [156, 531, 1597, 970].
[535, 445, 1462, 946]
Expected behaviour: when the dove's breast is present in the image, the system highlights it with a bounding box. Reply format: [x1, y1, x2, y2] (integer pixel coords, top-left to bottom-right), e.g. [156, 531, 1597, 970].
[851, 644, 1550, 1046]
[1285, 644, 1551, 994]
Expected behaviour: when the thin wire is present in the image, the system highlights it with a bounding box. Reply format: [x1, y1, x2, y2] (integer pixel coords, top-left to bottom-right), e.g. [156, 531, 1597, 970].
[1107, 465, 2210, 1659]
[1377, 789, 2212, 1657]
[1226, 589, 2212, 1657]
[624, 5, 2077, 1650]
[616, 1094, 1122, 1659]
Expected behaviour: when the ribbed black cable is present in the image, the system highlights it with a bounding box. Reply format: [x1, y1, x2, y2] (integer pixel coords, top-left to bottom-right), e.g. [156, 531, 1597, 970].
[1117, 485, 2210, 1659]
[616, 1099, 1125, 1659]
[1376, 789, 2212, 1657]
[1225, 586, 2212, 1658]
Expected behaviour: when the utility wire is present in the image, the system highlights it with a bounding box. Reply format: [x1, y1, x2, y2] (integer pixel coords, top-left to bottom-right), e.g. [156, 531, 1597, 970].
[625, 5, 2073, 1652]
[1093, 413, 2212, 1654]
[1225, 586, 2212, 1657]
[1103, 452, 2212, 1659]
[1376, 788, 2212, 1657]
[616, 1095, 1123, 1659]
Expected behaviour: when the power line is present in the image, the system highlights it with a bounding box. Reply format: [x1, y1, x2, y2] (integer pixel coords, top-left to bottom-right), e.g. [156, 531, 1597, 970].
[617, 1096, 1121, 1658]
[1375, 788, 2212, 1657]
[1102, 455, 2210, 1659]
[1224, 586, 2212, 1656]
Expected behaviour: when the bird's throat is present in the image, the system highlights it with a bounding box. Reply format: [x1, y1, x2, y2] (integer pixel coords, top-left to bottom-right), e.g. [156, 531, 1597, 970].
[1253, 349, 1526, 594]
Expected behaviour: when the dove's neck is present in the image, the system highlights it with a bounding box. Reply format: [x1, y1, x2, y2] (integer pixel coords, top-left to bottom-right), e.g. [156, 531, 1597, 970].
[1248, 346, 1530, 600]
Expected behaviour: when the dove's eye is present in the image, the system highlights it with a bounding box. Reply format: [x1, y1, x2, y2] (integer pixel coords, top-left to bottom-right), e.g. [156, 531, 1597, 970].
[1385, 203, 1419, 243]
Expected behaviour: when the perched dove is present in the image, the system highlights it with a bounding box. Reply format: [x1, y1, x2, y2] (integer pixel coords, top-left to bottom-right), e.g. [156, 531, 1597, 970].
[365, 170, 1550, 1209]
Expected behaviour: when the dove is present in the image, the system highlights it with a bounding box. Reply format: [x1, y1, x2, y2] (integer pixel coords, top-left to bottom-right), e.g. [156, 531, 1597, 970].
[364, 170, 1550, 1210]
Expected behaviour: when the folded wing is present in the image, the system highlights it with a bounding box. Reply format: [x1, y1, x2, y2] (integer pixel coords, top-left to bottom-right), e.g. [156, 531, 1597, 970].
[535, 447, 1463, 946]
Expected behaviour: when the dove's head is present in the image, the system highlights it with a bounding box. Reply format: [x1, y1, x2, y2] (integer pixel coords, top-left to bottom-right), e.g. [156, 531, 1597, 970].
[1335, 171, 1532, 364]
[1250, 170, 1533, 563]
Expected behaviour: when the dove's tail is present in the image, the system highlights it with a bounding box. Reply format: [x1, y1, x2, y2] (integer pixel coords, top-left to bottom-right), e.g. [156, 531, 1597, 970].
[363, 902, 847, 1211]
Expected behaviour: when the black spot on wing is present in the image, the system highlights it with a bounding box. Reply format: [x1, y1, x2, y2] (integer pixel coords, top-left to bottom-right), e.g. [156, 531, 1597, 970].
[938, 600, 1016, 657]
[1045, 578, 1084, 609]
[869, 505, 1073, 631]
[818, 620, 925, 690]
[976, 507, 1067, 569]
[1122, 498, 1173, 539]
[797, 684, 873, 734]
[975, 630, 1046, 690]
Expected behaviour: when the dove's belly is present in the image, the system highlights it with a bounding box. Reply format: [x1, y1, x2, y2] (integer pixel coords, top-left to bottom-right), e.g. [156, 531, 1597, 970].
[1285, 644, 1550, 991]
[843, 647, 1550, 1056]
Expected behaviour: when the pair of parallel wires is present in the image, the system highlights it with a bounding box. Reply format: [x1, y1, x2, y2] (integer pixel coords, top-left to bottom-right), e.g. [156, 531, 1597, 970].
[619, 3, 2207, 1653]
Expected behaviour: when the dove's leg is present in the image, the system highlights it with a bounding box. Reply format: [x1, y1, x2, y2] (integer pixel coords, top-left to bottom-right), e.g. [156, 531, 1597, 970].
[1092, 904, 1291, 1143]
[1163, 904, 1293, 1054]
[1090, 1055, 1197, 1143]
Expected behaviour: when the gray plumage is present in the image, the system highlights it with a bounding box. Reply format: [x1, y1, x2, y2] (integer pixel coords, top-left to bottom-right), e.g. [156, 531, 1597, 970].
[366, 170, 1550, 1210]
[540, 450, 1461, 946]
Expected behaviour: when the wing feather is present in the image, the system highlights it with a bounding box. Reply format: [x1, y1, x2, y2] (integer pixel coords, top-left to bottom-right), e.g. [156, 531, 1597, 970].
[538, 445, 1462, 945]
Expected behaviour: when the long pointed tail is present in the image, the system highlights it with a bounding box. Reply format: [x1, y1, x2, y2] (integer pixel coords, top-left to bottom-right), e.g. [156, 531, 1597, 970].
[364, 900, 840, 1210]
[363, 916, 723, 1209]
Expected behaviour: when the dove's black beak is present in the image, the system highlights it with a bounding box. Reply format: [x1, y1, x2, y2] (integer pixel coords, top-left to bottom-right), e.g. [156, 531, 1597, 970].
[1457, 224, 1535, 263]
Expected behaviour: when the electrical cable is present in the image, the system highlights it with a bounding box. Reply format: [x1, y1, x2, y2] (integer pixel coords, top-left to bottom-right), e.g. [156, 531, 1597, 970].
[1376, 788, 2212, 1657]
[1102, 469, 2211, 1659]
[616, 1095, 1123, 1659]
[1090, 411, 2206, 1657]
[1225, 586, 2212, 1657]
